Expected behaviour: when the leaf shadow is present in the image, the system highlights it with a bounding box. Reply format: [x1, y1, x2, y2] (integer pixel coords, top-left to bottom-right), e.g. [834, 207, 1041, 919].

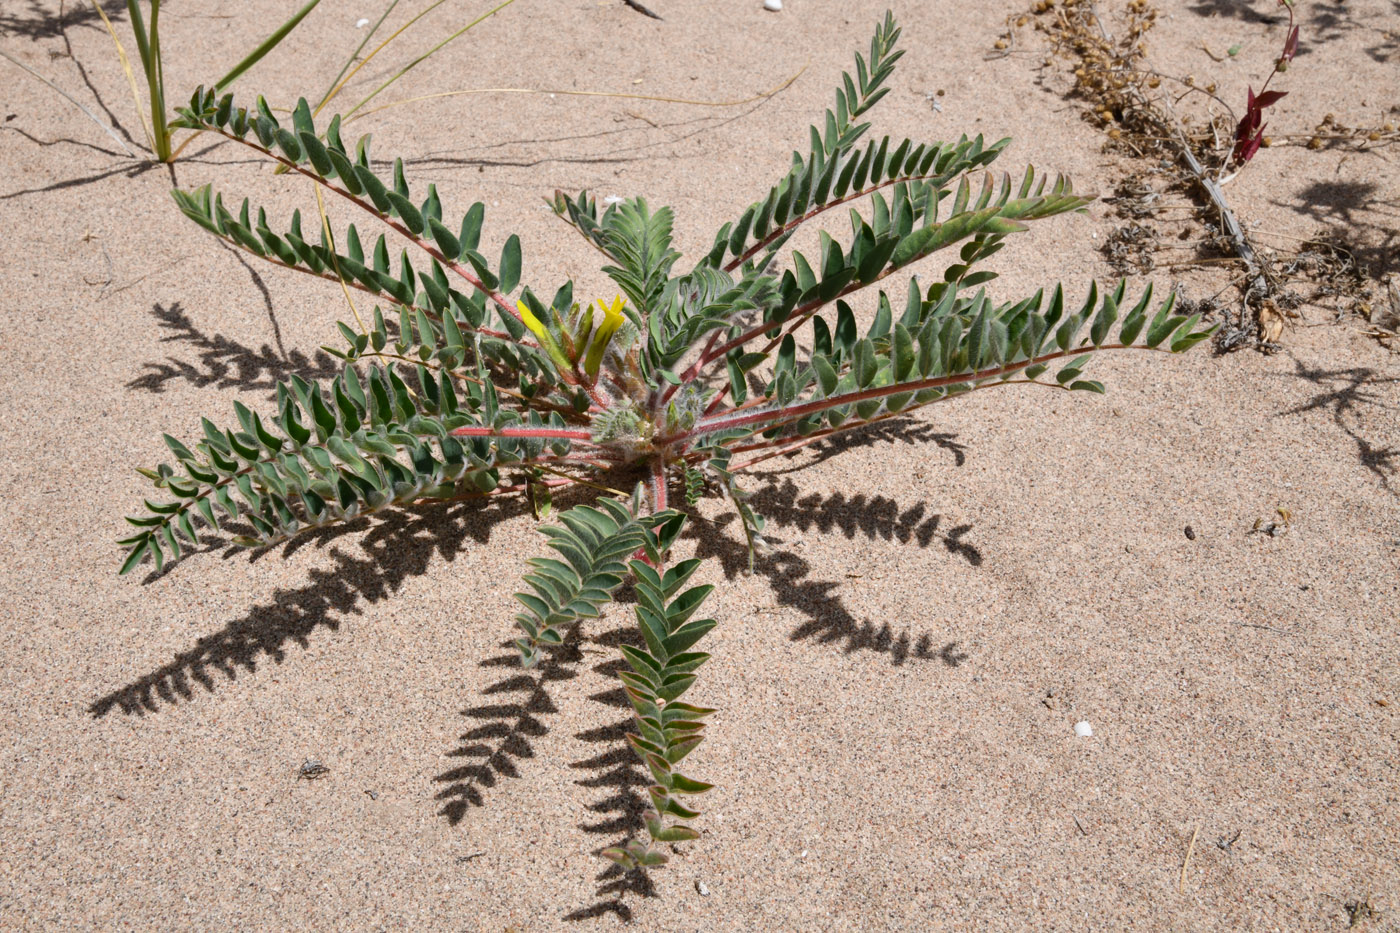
[749, 475, 982, 565]
[1273, 179, 1399, 279]
[433, 634, 588, 824]
[1276, 354, 1399, 495]
[562, 624, 661, 922]
[1184, 0, 1287, 25]
[561, 429, 984, 917]
[127, 301, 343, 397]
[89, 496, 527, 717]
[1184, 0, 1397, 63]
[429, 526, 644, 825]
[0, 0, 125, 42]
[1308, 0, 1400, 62]
[690, 508, 974, 668]
[0, 157, 161, 200]
[749, 418, 968, 475]
[690, 420, 980, 665]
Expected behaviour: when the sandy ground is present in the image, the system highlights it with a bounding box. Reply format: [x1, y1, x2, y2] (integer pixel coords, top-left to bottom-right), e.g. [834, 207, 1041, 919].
[1, 0, 1398, 929]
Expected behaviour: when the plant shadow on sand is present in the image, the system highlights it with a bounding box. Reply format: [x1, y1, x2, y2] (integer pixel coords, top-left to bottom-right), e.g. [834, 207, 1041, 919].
[1278, 354, 1399, 495]
[91, 418, 977, 718]
[127, 301, 343, 398]
[0, 0, 125, 42]
[1275, 179, 1400, 280]
[431, 420, 981, 922]
[88, 495, 533, 717]
[91, 416, 979, 920]
[1187, 0, 1398, 63]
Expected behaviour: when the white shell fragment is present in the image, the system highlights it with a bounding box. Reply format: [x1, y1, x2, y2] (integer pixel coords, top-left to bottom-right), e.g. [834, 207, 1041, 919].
[1074, 721, 1093, 737]
[763, 0, 783, 10]
[355, 17, 370, 28]
[695, 880, 711, 896]
[603, 195, 625, 206]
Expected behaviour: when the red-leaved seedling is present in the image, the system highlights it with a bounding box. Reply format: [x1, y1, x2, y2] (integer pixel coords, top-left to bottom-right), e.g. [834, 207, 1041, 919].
[1232, 0, 1300, 165]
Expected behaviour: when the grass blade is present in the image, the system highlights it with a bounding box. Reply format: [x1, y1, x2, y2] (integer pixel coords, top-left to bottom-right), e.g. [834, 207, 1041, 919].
[0, 49, 135, 157]
[342, 0, 518, 119]
[87, 0, 153, 153]
[214, 0, 324, 92]
[346, 65, 806, 122]
[314, 0, 455, 115]
[146, 0, 168, 160]
[315, 0, 403, 111]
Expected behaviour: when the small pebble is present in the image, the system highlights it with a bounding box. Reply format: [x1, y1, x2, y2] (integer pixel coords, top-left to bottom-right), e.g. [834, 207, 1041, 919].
[603, 195, 625, 206]
[355, 17, 370, 28]
[1074, 721, 1093, 737]
[695, 880, 711, 896]
[1184, 525, 1196, 540]
[763, 0, 782, 10]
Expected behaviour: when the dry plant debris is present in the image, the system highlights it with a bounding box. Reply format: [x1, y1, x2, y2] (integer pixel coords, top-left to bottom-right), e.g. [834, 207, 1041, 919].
[297, 758, 331, 780]
[998, 0, 1387, 352]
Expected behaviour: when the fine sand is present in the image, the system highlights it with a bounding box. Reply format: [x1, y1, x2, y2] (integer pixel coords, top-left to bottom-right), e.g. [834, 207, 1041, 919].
[1, 0, 1397, 929]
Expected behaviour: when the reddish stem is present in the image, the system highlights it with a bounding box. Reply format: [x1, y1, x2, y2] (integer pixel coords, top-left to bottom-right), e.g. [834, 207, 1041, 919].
[672, 343, 1147, 444]
[693, 253, 919, 384]
[649, 459, 668, 513]
[722, 379, 1061, 471]
[208, 127, 525, 326]
[450, 425, 596, 441]
[208, 234, 519, 343]
[657, 329, 725, 409]
[210, 129, 625, 409]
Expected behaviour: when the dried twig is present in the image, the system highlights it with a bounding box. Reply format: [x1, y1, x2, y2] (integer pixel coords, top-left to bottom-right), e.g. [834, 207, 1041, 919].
[1156, 94, 1269, 310]
[1179, 823, 1200, 893]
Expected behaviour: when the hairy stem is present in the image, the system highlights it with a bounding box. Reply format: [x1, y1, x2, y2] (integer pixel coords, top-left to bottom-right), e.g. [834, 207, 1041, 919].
[675, 344, 1149, 443]
[449, 425, 597, 442]
[649, 458, 668, 512]
[657, 329, 724, 409]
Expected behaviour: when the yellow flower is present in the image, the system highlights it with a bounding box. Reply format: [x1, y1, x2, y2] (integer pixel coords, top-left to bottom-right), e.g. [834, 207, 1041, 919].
[583, 295, 627, 378]
[516, 299, 552, 345]
[515, 298, 575, 374]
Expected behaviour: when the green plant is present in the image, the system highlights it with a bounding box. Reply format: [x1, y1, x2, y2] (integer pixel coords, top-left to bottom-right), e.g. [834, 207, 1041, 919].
[116, 13, 1214, 871]
[97, 0, 324, 162]
[91, 0, 517, 163]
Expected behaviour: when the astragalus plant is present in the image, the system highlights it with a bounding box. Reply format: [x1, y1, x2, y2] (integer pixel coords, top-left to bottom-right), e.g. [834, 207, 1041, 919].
[118, 13, 1213, 870]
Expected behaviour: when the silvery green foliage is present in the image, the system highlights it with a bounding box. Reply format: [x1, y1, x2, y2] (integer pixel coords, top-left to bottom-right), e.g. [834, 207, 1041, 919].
[117, 12, 1213, 872]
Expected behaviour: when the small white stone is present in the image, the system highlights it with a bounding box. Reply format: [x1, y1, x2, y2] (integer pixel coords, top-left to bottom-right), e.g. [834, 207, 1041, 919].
[355, 17, 370, 28]
[695, 880, 711, 896]
[1074, 721, 1093, 737]
[603, 195, 625, 206]
[763, 0, 782, 10]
